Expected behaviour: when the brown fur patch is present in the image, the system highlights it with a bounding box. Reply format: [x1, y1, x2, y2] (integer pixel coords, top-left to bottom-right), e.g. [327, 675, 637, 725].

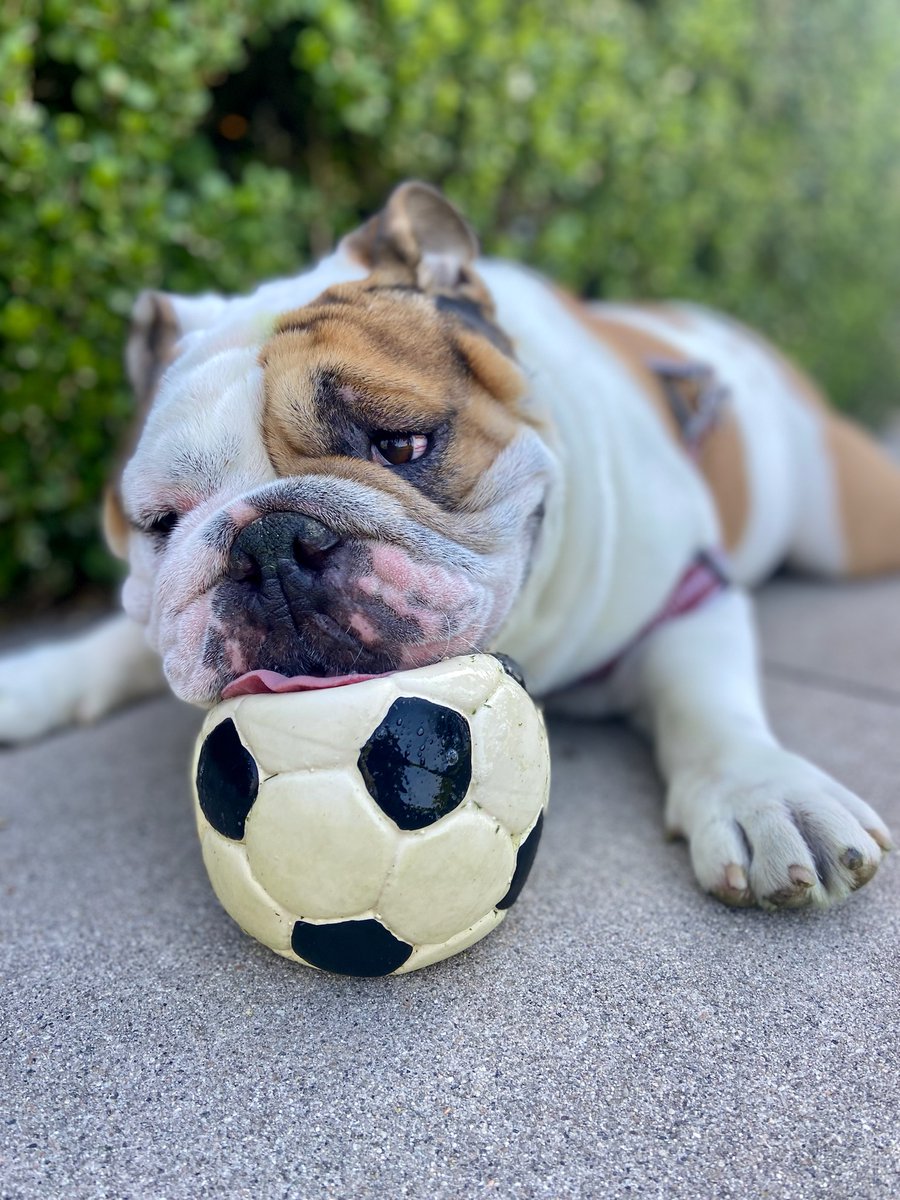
[824, 415, 900, 575]
[553, 289, 751, 552]
[694, 417, 750, 552]
[260, 278, 532, 518]
[774, 345, 900, 573]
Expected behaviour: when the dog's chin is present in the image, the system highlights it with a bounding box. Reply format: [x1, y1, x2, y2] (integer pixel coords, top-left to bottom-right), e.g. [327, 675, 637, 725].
[213, 615, 495, 702]
[219, 619, 398, 694]
[208, 616, 477, 701]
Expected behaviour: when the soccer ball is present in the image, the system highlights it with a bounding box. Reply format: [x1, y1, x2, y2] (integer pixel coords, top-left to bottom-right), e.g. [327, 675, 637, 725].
[191, 654, 550, 976]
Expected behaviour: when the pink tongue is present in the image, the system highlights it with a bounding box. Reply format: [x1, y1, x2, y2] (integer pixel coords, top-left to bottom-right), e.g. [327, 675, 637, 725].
[221, 668, 388, 699]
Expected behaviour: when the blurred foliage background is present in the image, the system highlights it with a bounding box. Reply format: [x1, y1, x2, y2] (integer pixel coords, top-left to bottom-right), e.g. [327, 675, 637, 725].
[2, 0, 900, 608]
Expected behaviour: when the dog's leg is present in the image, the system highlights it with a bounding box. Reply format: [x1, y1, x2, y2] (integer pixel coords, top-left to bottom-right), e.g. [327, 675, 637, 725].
[624, 589, 893, 908]
[0, 614, 164, 744]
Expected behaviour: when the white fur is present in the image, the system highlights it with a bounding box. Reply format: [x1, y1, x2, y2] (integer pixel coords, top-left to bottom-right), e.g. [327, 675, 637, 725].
[0, 615, 162, 742]
[480, 264, 720, 693]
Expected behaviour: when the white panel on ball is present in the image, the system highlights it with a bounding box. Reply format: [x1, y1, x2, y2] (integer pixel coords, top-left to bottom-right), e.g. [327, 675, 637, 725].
[395, 654, 504, 715]
[377, 809, 516, 945]
[469, 679, 551, 835]
[245, 771, 395, 920]
[201, 830, 294, 954]
[234, 684, 396, 777]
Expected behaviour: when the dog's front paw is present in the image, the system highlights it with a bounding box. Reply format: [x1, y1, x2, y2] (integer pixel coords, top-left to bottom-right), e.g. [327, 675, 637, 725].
[0, 616, 164, 746]
[666, 745, 894, 910]
[0, 644, 88, 744]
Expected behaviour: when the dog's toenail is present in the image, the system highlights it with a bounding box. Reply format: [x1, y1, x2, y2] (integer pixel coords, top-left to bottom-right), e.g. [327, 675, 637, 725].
[848, 860, 879, 889]
[764, 884, 810, 908]
[725, 863, 748, 892]
[868, 828, 894, 853]
[788, 865, 816, 888]
[840, 848, 864, 870]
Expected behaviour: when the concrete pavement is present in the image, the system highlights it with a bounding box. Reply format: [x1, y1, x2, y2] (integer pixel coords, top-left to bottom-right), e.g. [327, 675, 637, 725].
[2, 577, 899, 1199]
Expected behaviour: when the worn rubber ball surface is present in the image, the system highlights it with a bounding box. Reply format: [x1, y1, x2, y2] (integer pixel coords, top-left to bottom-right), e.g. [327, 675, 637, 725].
[191, 654, 551, 976]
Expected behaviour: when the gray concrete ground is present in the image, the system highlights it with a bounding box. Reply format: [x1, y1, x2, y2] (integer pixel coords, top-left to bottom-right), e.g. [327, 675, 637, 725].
[1, 578, 899, 1200]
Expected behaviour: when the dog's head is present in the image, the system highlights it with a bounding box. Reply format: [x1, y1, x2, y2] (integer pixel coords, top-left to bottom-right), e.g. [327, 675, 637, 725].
[109, 183, 557, 705]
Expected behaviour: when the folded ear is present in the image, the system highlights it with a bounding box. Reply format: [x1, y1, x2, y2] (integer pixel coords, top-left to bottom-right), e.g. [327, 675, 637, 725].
[126, 289, 228, 403]
[341, 181, 480, 293]
[108, 289, 229, 559]
[102, 483, 130, 560]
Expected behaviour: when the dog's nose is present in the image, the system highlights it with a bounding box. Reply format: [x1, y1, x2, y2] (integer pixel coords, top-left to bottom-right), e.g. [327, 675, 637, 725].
[227, 512, 341, 583]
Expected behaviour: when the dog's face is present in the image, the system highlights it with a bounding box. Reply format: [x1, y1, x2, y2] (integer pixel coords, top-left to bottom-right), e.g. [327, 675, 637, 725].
[111, 183, 557, 705]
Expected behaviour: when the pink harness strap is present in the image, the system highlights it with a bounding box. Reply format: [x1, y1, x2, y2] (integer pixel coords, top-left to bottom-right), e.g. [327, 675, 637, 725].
[571, 550, 731, 689]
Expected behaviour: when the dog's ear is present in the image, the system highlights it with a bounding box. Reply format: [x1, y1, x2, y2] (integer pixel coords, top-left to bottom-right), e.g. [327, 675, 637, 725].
[126, 289, 228, 404]
[102, 484, 130, 560]
[341, 181, 480, 293]
[106, 289, 228, 560]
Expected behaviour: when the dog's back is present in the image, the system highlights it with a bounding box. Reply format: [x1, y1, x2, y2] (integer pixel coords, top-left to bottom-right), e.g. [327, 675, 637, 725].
[503, 274, 900, 586]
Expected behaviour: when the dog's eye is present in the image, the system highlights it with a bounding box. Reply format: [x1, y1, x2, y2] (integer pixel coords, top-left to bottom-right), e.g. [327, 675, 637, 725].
[370, 433, 430, 466]
[146, 511, 180, 540]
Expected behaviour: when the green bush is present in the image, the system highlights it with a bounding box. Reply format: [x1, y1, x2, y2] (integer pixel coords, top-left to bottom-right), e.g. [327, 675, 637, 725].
[3, 0, 900, 607]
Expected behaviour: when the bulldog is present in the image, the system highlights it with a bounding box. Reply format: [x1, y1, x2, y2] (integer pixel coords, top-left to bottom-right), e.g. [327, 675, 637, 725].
[2, 181, 897, 910]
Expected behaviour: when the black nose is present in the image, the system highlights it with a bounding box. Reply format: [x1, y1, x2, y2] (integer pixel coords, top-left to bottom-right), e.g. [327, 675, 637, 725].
[228, 512, 341, 583]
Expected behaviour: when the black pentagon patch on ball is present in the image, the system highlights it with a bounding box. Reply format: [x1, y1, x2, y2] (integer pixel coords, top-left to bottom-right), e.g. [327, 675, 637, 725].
[196, 718, 259, 841]
[497, 812, 544, 910]
[491, 653, 527, 690]
[291, 918, 413, 977]
[358, 697, 472, 830]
